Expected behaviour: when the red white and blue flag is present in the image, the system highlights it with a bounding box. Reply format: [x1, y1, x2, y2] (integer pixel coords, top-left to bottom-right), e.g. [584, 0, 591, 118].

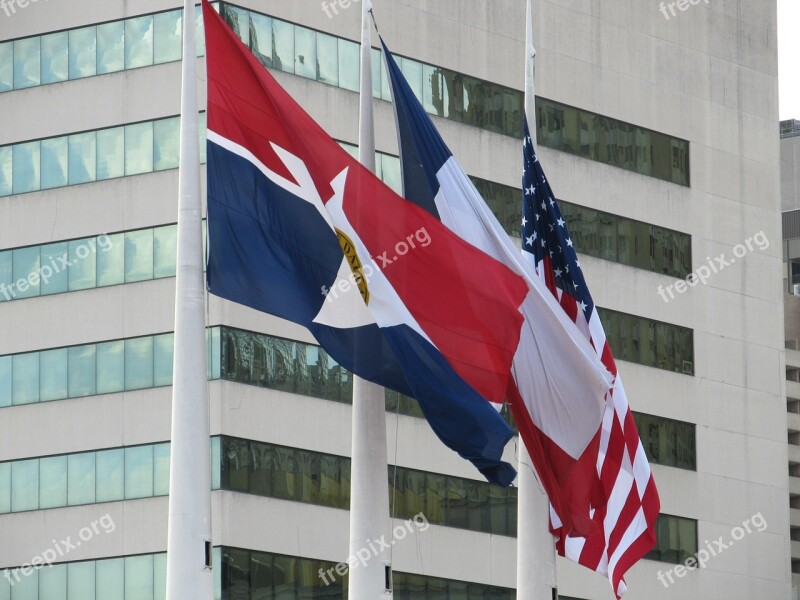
[202, 0, 530, 485]
[380, 40, 615, 535]
[520, 117, 659, 597]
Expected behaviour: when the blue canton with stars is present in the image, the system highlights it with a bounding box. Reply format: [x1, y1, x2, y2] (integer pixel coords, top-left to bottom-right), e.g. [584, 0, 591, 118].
[521, 117, 595, 318]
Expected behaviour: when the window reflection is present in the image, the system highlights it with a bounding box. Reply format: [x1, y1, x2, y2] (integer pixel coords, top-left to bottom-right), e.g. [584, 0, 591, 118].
[219, 436, 517, 536]
[124, 16, 154, 69]
[645, 514, 698, 564]
[68, 27, 96, 79]
[472, 176, 692, 278]
[40, 32, 68, 84]
[599, 308, 694, 374]
[13, 37, 40, 89]
[634, 412, 696, 470]
[97, 21, 125, 75]
[153, 10, 182, 65]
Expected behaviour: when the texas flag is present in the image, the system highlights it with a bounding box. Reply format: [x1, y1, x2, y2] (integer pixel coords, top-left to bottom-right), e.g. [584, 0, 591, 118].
[380, 39, 615, 534]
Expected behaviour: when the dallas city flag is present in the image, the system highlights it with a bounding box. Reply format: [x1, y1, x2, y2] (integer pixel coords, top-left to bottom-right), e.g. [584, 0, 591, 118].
[381, 39, 615, 535]
[203, 0, 537, 485]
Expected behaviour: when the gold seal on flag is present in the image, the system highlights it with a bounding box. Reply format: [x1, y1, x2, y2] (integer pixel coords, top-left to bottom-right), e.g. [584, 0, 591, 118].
[335, 228, 370, 305]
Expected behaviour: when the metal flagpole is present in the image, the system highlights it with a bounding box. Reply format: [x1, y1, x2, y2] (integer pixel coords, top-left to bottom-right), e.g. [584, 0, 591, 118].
[165, 1, 213, 598]
[348, 1, 392, 598]
[516, 0, 558, 598]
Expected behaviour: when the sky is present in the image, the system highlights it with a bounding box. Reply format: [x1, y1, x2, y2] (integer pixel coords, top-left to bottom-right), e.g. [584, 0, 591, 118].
[779, 0, 800, 120]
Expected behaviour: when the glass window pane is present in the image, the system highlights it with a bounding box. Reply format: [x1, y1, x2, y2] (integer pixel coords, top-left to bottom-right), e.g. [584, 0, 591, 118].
[0, 356, 10, 408]
[153, 225, 177, 278]
[249, 13, 273, 68]
[272, 19, 294, 74]
[39, 562, 67, 600]
[12, 141, 40, 195]
[338, 38, 359, 92]
[222, 5, 249, 46]
[124, 122, 154, 176]
[125, 555, 154, 600]
[294, 27, 316, 79]
[0, 42, 12, 92]
[68, 238, 98, 291]
[39, 242, 69, 295]
[12, 246, 39, 298]
[154, 553, 167, 600]
[96, 449, 124, 503]
[125, 16, 155, 69]
[124, 336, 154, 390]
[0, 250, 8, 302]
[0, 462, 10, 514]
[124, 228, 154, 283]
[11, 459, 38, 512]
[154, 442, 170, 496]
[13, 37, 40, 89]
[97, 232, 124, 287]
[39, 455, 67, 509]
[0, 146, 10, 196]
[195, 5, 205, 57]
[68, 561, 95, 600]
[68, 132, 97, 185]
[68, 27, 97, 79]
[10, 571, 37, 600]
[67, 451, 96, 506]
[211, 437, 221, 490]
[317, 33, 337, 86]
[0, 251, 10, 304]
[154, 10, 182, 64]
[96, 340, 124, 394]
[153, 117, 180, 171]
[153, 333, 174, 387]
[97, 127, 124, 180]
[12, 353, 39, 405]
[371, 47, 381, 98]
[96, 557, 124, 600]
[67, 344, 96, 398]
[41, 136, 68, 190]
[125, 445, 154, 499]
[97, 21, 124, 74]
[400, 58, 423, 101]
[41, 32, 68, 84]
[39, 347, 68, 402]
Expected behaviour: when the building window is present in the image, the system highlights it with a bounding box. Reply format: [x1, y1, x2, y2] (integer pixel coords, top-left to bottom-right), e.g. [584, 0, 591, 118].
[633, 412, 696, 470]
[598, 308, 694, 375]
[645, 514, 698, 564]
[0, 442, 170, 514]
[218, 436, 518, 537]
[0, 553, 168, 600]
[0, 3, 688, 186]
[0, 114, 207, 197]
[471, 177, 692, 277]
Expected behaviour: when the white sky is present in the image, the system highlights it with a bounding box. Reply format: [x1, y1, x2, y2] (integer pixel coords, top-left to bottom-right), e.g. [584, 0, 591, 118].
[779, 0, 800, 120]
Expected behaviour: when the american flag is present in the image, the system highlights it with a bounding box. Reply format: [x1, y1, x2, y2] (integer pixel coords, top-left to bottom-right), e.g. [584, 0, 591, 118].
[520, 118, 660, 598]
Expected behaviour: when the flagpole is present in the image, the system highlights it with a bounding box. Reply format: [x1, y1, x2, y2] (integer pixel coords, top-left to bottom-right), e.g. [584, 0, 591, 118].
[165, 2, 213, 599]
[348, 1, 392, 598]
[517, 0, 558, 598]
